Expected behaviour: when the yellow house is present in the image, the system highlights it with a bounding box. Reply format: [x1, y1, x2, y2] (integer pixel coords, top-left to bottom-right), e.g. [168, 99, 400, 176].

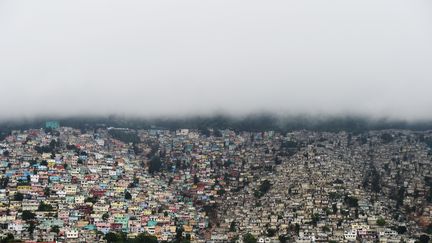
[114, 186, 126, 193]
[183, 225, 193, 233]
[76, 220, 89, 228]
[47, 159, 56, 168]
[128, 205, 139, 212]
[0, 215, 16, 223]
[110, 201, 124, 209]
[93, 204, 109, 213]
[9, 201, 21, 210]
[169, 226, 177, 233]
[17, 186, 32, 193]
[0, 202, 7, 210]
[64, 185, 77, 195]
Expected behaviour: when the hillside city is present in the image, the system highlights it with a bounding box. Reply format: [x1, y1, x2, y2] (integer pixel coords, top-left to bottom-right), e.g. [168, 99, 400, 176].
[0, 122, 431, 243]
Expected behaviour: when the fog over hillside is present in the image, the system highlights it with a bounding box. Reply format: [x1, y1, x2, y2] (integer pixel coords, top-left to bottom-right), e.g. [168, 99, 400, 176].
[1, 0, 431, 120]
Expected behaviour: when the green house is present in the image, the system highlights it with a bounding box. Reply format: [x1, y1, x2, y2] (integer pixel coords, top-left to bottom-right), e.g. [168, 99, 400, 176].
[45, 121, 60, 129]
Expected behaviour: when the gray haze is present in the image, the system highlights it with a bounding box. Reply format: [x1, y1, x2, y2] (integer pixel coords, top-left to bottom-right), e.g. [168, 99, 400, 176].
[1, 0, 432, 120]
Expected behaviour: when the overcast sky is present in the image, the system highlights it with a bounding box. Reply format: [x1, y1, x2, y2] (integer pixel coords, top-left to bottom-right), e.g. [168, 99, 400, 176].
[0, 0, 431, 120]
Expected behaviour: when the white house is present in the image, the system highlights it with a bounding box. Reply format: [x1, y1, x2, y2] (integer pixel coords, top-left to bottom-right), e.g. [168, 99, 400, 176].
[344, 231, 357, 241]
[66, 229, 79, 239]
[8, 221, 24, 232]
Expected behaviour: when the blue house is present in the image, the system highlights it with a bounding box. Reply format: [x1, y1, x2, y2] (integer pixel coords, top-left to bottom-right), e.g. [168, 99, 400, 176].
[49, 176, 60, 182]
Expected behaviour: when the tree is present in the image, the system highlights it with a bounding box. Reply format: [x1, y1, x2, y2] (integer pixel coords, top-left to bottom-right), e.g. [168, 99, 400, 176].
[295, 223, 300, 235]
[259, 180, 271, 194]
[243, 233, 257, 243]
[427, 188, 432, 203]
[230, 221, 236, 232]
[255, 180, 272, 198]
[278, 235, 290, 243]
[2, 150, 9, 157]
[193, 174, 200, 184]
[425, 223, 432, 235]
[396, 226, 407, 234]
[104, 232, 119, 243]
[108, 129, 140, 144]
[125, 190, 132, 200]
[419, 234, 430, 243]
[40, 160, 48, 166]
[85, 197, 98, 204]
[376, 217, 386, 226]
[0, 177, 8, 189]
[395, 187, 405, 208]
[66, 144, 77, 151]
[369, 164, 381, 193]
[381, 133, 394, 143]
[332, 204, 338, 214]
[199, 128, 211, 137]
[133, 143, 143, 155]
[333, 178, 344, 184]
[175, 226, 184, 241]
[322, 226, 331, 232]
[13, 192, 24, 201]
[148, 156, 162, 174]
[102, 212, 109, 221]
[35, 145, 53, 154]
[132, 233, 158, 243]
[266, 228, 276, 237]
[344, 196, 358, 208]
[231, 235, 240, 243]
[44, 187, 50, 197]
[28, 221, 35, 234]
[49, 139, 58, 149]
[213, 130, 223, 137]
[21, 210, 36, 220]
[38, 201, 54, 211]
[311, 213, 320, 226]
[51, 225, 60, 234]
[133, 177, 139, 186]
[0, 233, 15, 243]
[217, 188, 226, 196]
